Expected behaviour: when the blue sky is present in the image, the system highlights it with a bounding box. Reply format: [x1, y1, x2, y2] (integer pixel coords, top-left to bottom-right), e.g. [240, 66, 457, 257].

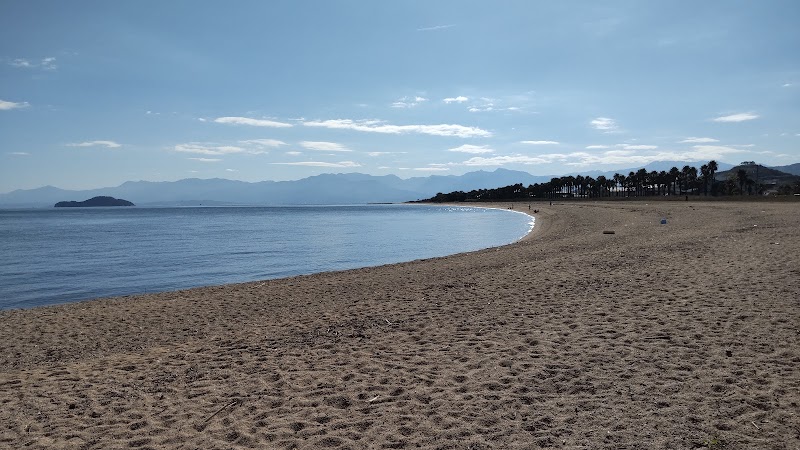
[1, 1, 798, 192]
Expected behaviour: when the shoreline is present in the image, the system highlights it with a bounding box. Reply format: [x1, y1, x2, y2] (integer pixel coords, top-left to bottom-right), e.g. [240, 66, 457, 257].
[1, 201, 798, 449]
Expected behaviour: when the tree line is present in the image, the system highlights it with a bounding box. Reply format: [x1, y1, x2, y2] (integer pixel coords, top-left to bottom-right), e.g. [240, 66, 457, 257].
[421, 160, 800, 202]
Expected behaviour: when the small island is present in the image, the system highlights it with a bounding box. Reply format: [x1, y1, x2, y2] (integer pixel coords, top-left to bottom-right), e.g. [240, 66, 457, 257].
[54, 196, 135, 207]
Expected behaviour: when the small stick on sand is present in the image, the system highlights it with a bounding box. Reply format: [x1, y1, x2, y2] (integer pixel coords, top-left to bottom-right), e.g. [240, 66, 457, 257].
[203, 399, 240, 423]
[751, 421, 760, 430]
[368, 395, 380, 403]
[642, 335, 672, 340]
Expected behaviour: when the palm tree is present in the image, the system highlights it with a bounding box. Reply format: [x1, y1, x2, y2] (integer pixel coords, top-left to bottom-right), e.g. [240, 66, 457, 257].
[700, 164, 710, 196]
[669, 166, 680, 195]
[736, 169, 750, 196]
[613, 173, 624, 197]
[564, 175, 576, 196]
[646, 171, 656, 196]
[707, 160, 719, 195]
[681, 165, 693, 195]
[584, 176, 595, 198]
[596, 175, 608, 197]
[575, 175, 586, 196]
[635, 169, 648, 196]
[549, 177, 562, 198]
[605, 176, 616, 197]
[688, 166, 698, 195]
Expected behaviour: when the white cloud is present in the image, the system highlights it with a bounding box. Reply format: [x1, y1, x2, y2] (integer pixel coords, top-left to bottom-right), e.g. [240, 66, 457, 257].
[585, 145, 610, 149]
[0, 99, 30, 110]
[712, 112, 759, 123]
[9, 57, 56, 70]
[414, 167, 450, 172]
[238, 139, 287, 148]
[226, 168, 238, 172]
[214, 116, 293, 128]
[591, 117, 617, 131]
[690, 145, 746, 157]
[41, 57, 57, 70]
[176, 140, 285, 155]
[367, 151, 407, 157]
[188, 157, 221, 162]
[443, 96, 469, 104]
[299, 141, 351, 152]
[10, 59, 31, 68]
[461, 94, 530, 113]
[8, 152, 30, 156]
[468, 103, 494, 113]
[604, 150, 635, 157]
[455, 144, 746, 169]
[619, 144, 658, 150]
[565, 145, 745, 167]
[272, 161, 361, 168]
[391, 96, 428, 108]
[67, 140, 121, 148]
[783, 83, 792, 87]
[303, 119, 492, 138]
[173, 143, 263, 155]
[417, 24, 455, 32]
[448, 144, 494, 154]
[679, 137, 719, 143]
[520, 140, 559, 145]
[461, 154, 566, 166]
[285, 151, 302, 156]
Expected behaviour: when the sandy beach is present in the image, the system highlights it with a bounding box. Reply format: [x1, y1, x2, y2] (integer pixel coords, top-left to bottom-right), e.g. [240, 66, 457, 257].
[1, 200, 798, 449]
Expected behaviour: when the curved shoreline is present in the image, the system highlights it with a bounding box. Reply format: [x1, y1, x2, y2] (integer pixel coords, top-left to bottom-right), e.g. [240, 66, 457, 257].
[1, 201, 797, 448]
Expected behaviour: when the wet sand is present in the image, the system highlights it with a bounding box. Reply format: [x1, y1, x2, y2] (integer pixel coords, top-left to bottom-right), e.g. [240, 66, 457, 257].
[1, 201, 798, 449]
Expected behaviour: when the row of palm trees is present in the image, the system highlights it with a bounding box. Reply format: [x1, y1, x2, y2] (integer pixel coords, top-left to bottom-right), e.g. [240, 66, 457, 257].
[540, 161, 720, 199]
[425, 161, 726, 202]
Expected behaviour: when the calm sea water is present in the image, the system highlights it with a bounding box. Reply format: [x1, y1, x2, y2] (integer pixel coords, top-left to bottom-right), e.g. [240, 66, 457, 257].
[0, 204, 532, 310]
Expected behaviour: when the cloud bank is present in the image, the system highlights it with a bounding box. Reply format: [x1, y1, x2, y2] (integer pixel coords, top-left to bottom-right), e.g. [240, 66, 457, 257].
[303, 119, 492, 138]
[272, 161, 361, 168]
[590, 117, 617, 131]
[299, 141, 351, 152]
[66, 140, 121, 148]
[214, 116, 293, 128]
[448, 144, 494, 154]
[712, 112, 759, 123]
[0, 99, 30, 110]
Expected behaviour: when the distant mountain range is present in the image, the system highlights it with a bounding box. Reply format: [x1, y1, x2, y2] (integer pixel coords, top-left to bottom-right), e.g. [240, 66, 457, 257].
[0, 160, 769, 208]
[0, 169, 548, 207]
[771, 163, 800, 176]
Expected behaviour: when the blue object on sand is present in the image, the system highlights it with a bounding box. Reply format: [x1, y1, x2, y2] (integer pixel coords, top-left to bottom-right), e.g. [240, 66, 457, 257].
[660, 218, 667, 224]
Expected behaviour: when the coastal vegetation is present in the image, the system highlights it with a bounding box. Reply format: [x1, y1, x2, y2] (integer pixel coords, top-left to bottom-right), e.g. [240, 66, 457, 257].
[420, 160, 800, 202]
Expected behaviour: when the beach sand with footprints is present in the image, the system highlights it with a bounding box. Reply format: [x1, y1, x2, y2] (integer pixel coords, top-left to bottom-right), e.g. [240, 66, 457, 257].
[1, 200, 798, 449]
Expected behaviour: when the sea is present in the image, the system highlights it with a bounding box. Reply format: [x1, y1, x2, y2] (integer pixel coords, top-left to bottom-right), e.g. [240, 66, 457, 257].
[0, 204, 533, 310]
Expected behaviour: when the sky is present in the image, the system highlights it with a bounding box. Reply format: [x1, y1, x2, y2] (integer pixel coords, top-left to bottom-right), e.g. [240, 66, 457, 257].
[1, 1, 799, 192]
